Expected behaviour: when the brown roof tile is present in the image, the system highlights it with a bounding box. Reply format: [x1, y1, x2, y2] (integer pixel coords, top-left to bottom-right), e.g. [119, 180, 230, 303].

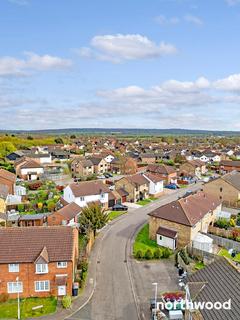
[0, 226, 75, 263]
[0, 169, 16, 183]
[55, 202, 81, 221]
[69, 180, 110, 197]
[149, 191, 221, 227]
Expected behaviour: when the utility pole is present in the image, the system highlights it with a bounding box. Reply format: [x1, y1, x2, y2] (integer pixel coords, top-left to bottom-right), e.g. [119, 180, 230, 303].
[16, 276, 20, 320]
[152, 282, 158, 320]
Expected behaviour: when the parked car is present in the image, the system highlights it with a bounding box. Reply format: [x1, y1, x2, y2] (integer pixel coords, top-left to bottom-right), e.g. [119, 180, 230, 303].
[112, 204, 128, 211]
[97, 175, 106, 179]
[104, 172, 111, 178]
[165, 184, 179, 190]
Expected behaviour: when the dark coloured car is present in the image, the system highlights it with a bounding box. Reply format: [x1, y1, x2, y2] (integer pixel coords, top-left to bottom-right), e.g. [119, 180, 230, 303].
[112, 204, 128, 211]
[165, 183, 179, 190]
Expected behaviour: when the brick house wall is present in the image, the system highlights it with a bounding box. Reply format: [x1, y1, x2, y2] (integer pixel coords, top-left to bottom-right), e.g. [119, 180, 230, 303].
[115, 178, 135, 202]
[0, 261, 74, 299]
[149, 205, 220, 248]
[203, 179, 240, 206]
[149, 216, 192, 248]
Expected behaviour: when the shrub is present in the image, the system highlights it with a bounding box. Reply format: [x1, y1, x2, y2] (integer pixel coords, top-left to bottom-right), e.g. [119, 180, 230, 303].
[154, 248, 162, 259]
[214, 218, 230, 229]
[179, 249, 190, 265]
[80, 260, 88, 273]
[229, 218, 236, 228]
[145, 249, 153, 260]
[62, 295, 72, 309]
[17, 203, 24, 212]
[162, 248, 171, 259]
[135, 250, 144, 259]
[0, 293, 9, 303]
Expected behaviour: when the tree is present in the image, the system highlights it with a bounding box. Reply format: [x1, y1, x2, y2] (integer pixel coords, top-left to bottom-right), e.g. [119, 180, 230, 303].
[0, 142, 16, 158]
[55, 137, 64, 144]
[70, 134, 76, 139]
[79, 203, 109, 236]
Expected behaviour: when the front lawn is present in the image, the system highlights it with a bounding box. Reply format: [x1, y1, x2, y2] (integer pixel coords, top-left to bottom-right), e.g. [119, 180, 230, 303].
[194, 261, 205, 270]
[133, 224, 158, 254]
[137, 199, 152, 206]
[218, 248, 240, 263]
[0, 297, 57, 319]
[108, 210, 127, 221]
[133, 224, 172, 259]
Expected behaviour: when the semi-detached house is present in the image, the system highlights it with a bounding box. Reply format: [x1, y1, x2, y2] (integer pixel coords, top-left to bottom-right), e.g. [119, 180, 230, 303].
[0, 226, 78, 298]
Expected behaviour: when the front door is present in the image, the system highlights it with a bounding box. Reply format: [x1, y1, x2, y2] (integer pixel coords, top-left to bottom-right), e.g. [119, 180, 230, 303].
[58, 285, 66, 296]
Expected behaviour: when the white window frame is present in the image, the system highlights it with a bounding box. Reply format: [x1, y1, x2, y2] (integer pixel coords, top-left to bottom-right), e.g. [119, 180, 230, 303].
[80, 196, 85, 201]
[7, 282, 23, 293]
[35, 263, 48, 274]
[35, 280, 50, 292]
[57, 261, 68, 268]
[8, 264, 19, 273]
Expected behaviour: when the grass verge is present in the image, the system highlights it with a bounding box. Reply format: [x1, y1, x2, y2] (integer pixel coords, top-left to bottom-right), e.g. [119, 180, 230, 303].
[0, 297, 57, 319]
[108, 210, 127, 221]
[218, 248, 240, 263]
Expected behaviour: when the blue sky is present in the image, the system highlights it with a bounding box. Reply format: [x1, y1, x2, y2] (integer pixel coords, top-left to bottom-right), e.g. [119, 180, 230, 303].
[1, 0, 240, 130]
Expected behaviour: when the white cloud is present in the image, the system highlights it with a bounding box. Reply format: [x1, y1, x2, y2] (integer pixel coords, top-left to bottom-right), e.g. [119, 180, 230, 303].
[78, 34, 177, 63]
[0, 52, 72, 76]
[184, 15, 203, 26]
[214, 74, 240, 91]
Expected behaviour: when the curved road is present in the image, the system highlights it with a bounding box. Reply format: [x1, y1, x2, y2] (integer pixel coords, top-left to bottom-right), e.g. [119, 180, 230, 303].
[68, 183, 202, 320]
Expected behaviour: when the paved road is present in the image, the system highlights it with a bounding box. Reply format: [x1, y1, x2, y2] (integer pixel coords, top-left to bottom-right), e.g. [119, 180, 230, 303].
[68, 183, 202, 320]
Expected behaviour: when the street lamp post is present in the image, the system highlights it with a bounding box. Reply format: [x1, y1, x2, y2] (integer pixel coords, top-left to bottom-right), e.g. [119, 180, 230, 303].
[152, 282, 158, 320]
[16, 276, 20, 320]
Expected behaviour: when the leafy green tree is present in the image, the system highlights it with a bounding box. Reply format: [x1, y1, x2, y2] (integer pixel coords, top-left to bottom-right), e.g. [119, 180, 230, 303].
[54, 137, 64, 144]
[79, 203, 109, 236]
[0, 142, 16, 158]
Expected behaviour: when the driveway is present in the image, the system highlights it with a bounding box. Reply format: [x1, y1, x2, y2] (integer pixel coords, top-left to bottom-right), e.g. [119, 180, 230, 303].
[131, 258, 179, 320]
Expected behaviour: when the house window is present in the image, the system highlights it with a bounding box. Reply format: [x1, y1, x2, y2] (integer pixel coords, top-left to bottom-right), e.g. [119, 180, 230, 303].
[9, 264, 19, 273]
[35, 263, 48, 274]
[35, 280, 50, 292]
[57, 262, 67, 268]
[7, 282, 23, 294]
[159, 236, 162, 240]
[80, 196, 85, 201]
[220, 187, 223, 192]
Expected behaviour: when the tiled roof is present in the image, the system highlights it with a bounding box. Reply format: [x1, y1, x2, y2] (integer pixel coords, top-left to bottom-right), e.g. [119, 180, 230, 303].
[221, 171, 240, 190]
[0, 169, 16, 183]
[148, 191, 221, 227]
[125, 173, 149, 186]
[147, 164, 176, 175]
[55, 202, 81, 220]
[69, 180, 110, 197]
[220, 160, 240, 167]
[143, 172, 163, 183]
[187, 258, 240, 320]
[156, 226, 177, 238]
[19, 159, 43, 169]
[0, 226, 75, 263]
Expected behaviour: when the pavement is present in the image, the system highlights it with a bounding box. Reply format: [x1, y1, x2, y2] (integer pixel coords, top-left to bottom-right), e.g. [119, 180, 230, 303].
[41, 182, 202, 320]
